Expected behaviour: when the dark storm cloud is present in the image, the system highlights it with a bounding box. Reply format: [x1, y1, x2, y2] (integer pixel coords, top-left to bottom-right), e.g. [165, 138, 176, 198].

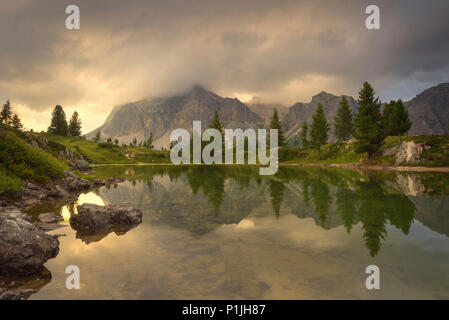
[0, 0, 448, 130]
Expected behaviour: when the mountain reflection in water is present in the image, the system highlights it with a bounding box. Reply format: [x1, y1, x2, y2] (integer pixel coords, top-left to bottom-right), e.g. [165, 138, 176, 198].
[18, 166, 449, 299]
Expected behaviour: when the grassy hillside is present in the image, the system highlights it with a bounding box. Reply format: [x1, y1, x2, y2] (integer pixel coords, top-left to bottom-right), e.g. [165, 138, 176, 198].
[41, 133, 171, 164]
[0, 126, 66, 195]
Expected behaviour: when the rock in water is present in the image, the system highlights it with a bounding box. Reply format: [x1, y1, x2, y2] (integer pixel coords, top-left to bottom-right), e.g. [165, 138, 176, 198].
[68, 159, 91, 171]
[70, 203, 142, 243]
[0, 207, 60, 276]
[38, 212, 63, 224]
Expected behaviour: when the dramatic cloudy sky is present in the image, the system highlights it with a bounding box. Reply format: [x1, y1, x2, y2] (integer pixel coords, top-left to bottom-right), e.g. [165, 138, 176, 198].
[1, 0, 449, 132]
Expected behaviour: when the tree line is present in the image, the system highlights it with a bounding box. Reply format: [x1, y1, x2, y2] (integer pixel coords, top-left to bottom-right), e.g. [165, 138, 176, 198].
[271, 81, 412, 158]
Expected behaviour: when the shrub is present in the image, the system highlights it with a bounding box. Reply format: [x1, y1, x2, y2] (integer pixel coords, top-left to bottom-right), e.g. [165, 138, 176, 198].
[0, 131, 66, 182]
[0, 168, 21, 195]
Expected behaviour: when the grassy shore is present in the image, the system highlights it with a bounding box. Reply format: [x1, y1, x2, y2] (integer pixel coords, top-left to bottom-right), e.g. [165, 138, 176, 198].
[40, 133, 171, 164]
[2, 125, 449, 196]
[281, 135, 449, 167]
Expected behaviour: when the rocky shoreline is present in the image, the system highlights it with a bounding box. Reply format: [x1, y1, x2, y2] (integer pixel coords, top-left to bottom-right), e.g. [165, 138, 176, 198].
[0, 170, 124, 210]
[0, 171, 136, 300]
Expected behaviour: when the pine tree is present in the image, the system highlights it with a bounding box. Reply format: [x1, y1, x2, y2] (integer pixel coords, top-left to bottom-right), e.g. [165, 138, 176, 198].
[209, 111, 224, 135]
[94, 130, 101, 142]
[143, 133, 153, 149]
[11, 114, 23, 130]
[333, 96, 354, 141]
[300, 121, 309, 148]
[0, 100, 12, 125]
[132, 137, 137, 146]
[353, 82, 385, 157]
[310, 103, 330, 148]
[382, 99, 412, 139]
[68, 111, 82, 136]
[269, 108, 285, 146]
[48, 105, 68, 135]
[114, 139, 119, 145]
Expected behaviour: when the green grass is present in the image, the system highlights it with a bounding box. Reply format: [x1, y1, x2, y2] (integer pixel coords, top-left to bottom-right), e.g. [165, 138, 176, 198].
[0, 167, 22, 195]
[41, 133, 171, 164]
[0, 126, 66, 195]
[279, 142, 365, 164]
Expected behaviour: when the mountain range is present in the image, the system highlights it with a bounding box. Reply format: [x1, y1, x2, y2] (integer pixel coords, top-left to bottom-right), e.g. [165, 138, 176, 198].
[88, 83, 449, 147]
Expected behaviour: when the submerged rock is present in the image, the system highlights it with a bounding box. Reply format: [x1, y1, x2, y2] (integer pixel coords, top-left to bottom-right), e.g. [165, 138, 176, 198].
[0, 268, 52, 300]
[69, 203, 142, 243]
[0, 207, 60, 276]
[38, 212, 63, 224]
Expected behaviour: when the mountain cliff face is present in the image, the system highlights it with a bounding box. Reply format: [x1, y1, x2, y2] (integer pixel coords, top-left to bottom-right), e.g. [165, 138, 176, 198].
[282, 92, 358, 141]
[87, 86, 263, 148]
[405, 83, 449, 135]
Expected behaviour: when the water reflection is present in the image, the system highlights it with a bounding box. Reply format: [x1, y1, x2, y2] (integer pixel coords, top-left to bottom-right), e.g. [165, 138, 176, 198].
[90, 166, 431, 257]
[15, 165, 449, 299]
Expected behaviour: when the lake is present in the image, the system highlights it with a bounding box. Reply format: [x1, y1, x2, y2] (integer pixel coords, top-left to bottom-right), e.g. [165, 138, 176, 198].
[21, 166, 449, 299]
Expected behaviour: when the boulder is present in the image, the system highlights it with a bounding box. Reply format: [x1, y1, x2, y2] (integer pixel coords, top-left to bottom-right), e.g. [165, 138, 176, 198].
[38, 213, 63, 224]
[60, 171, 93, 191]
[70, 203, 142, 243]
[395, 141, 429, 165]
[0, 207, 60, 276]
[68, 159, 91, 171]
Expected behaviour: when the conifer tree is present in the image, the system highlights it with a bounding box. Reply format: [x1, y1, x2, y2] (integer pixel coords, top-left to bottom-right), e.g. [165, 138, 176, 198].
[353, 82, 385, 157]
[209, 111, 224, 135]
[0, 100, 12, 125]
[11, 114, 23, 130]
[48, 105, 68, 135]
[269, 107, 285, 146]
[382, 99, 412, 139]
[94, 130, 101, 142]
[68, 111, 82, 136]
[143, 133, 153, 149]
[310, 103, 330, 148]
[300, 121, 309, 148]
[333, 96, 354, 141]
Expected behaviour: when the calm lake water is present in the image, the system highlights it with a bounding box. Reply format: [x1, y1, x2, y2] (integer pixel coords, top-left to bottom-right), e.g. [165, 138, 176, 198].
[22, 166, 449, 299]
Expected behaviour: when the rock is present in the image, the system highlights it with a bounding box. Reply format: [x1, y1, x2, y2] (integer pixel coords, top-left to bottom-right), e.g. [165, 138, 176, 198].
[25, 182, 40, 191]
[381, 145, 399, 157]
[93, 179, 107, 186]
[70, 203, 142, 243]
[61, 171, 93, 191]
[107, 177, 124, 185]
[38, 213, 63, 224]
[0, 207, 60, 276]
[68, 159, 91, 171]
[93, 177, 124, 186]
[0, 268, 52, 300]
[395, 141, 429, 165]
